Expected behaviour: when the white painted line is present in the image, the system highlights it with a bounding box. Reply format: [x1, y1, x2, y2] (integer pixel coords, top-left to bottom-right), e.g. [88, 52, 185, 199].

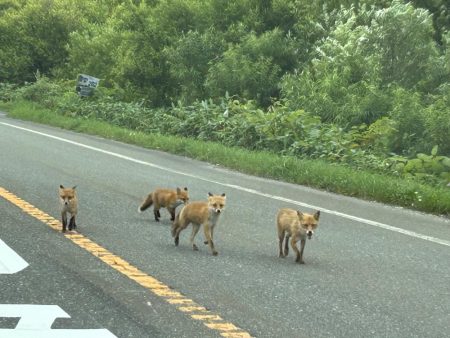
[0, 304, 117, 337]
[1, 121, 449, 248]
[0, 239, 29, 274]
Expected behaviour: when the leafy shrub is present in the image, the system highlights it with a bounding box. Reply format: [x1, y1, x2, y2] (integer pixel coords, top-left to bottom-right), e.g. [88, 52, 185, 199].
[5, 80, 449, 187]
[359, 117, 397, 154]
[15, 73, 64, 109]
[205, 48, 281, 107]
[386, 146, 450, 185]
[0, 82, 17, 102]
[164, 28, 227, 104]
[389, 87, 428, 154]
[423, 84, 450, 155]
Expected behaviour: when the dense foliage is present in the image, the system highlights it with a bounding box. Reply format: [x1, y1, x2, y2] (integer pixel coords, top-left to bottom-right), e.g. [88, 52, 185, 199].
[4, 76, 449, 186]
[1, 0, 449, 186]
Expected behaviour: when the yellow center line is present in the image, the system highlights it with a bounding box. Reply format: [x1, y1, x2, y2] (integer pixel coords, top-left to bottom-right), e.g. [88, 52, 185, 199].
[0, 187, 253, 338]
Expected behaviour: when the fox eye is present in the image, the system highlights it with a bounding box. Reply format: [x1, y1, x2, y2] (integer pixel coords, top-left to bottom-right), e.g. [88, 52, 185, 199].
[219, 204, 224, 208]
[213, 203, 217, 208]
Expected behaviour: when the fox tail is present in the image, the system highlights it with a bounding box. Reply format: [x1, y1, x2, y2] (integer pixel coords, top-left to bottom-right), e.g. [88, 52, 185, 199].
[138, 194, 153, 212]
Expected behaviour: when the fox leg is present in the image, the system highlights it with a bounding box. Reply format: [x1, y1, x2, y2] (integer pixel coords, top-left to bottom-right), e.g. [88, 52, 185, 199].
[61, 211, 67, 232]
[68, 215, 76, 231]
[204, 224, 218, 256]
[298, 239, 306, 264]
[204, 226, 215, 245]
[168, 207, 176, 221]
[190, 224, 200, 251]
[283, 234, 290, 257]
[173, 218, 190, 246]
[291, 236, 303, 264]
[210, 226, 215, 242]
[278, 230, 285, 257]
[171, 213, 180, 237]
[153, 202, 161, 221]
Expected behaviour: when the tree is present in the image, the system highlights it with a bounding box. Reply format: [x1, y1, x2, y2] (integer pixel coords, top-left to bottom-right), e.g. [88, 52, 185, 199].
[281, 1, 445, 126]
[206, 48, 281, 107]
[281, 5, 386, 125]
[164, 28, 226, 104]
[368, 1, 442, 90]
[0, 0, 107, 82]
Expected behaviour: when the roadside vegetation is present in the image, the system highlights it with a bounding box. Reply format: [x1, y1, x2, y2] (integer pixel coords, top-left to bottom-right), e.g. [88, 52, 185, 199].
[1, 0, 449, 215]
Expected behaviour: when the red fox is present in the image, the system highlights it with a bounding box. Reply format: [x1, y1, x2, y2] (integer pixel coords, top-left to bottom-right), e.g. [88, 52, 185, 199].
[59, 185, 78, 233]
[171, 192, 226, 256]
[277, 208, 320, 264]
[139, 187, 189, 221]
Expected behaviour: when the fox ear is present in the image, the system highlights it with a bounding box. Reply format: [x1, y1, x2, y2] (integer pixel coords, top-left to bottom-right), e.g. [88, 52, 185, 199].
[72, 186, 77, 190]
[176, 187, 181, 193]
[60, 185, 64, 189]
[183, 187, 188, 191]
[314, 210, 320, 220]
[208, 192, 213, 197]
[221, 193, 226, 198]
[297, 211, 304, 220]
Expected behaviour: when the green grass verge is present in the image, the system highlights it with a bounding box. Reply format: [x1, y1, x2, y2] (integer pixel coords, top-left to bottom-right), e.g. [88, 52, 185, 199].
[4, 100, 450, 216]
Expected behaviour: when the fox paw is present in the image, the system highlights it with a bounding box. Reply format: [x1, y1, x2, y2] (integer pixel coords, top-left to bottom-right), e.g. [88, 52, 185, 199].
[193, 244, 199, 251]
[212, 251, 218, 256]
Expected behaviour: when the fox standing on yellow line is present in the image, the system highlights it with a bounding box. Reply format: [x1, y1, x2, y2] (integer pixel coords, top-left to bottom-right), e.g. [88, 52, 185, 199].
[277, 208, 320, 264]
[139, 187, 189, 221]
[59, 185, 78, 233]
[172, 192, 226, 256]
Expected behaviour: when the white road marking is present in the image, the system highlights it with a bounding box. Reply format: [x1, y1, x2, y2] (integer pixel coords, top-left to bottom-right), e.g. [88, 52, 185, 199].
[0, 304, 117, 337]
[0, 243, 116, 336]
[1, 121, 449, 248]
[0, 239, 29, 274]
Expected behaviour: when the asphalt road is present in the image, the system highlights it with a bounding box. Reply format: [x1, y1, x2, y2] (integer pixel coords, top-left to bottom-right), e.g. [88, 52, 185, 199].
[1, 115, 449, 338]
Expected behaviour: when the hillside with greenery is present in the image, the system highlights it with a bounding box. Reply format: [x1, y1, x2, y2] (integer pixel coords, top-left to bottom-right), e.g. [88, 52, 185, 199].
[1, 0, 449, 213]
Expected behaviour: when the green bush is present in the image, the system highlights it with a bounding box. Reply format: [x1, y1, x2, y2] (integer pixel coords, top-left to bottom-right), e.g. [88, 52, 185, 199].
[5, 79, 449, 188]
[424, 84, 450, 155]
[386, 146, 450, 185]
[389, 87, 428, 154]
[0, 82, 17, 102]
[15, 74, 64, 109]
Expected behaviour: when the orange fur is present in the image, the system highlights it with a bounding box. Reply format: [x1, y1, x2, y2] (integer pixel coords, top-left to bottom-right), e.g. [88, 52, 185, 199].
[172, 193, 226, 256]
[59, 185, 78, 232]
[139, 187, 189, 221]
[277, 208, 320, 264]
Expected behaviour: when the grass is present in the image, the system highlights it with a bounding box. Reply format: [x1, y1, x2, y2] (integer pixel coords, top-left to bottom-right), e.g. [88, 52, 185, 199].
[4, 100, 450, 216]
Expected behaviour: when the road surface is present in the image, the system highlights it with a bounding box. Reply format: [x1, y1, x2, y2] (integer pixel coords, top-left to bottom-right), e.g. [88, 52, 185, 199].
[1, 114, 449, 337]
